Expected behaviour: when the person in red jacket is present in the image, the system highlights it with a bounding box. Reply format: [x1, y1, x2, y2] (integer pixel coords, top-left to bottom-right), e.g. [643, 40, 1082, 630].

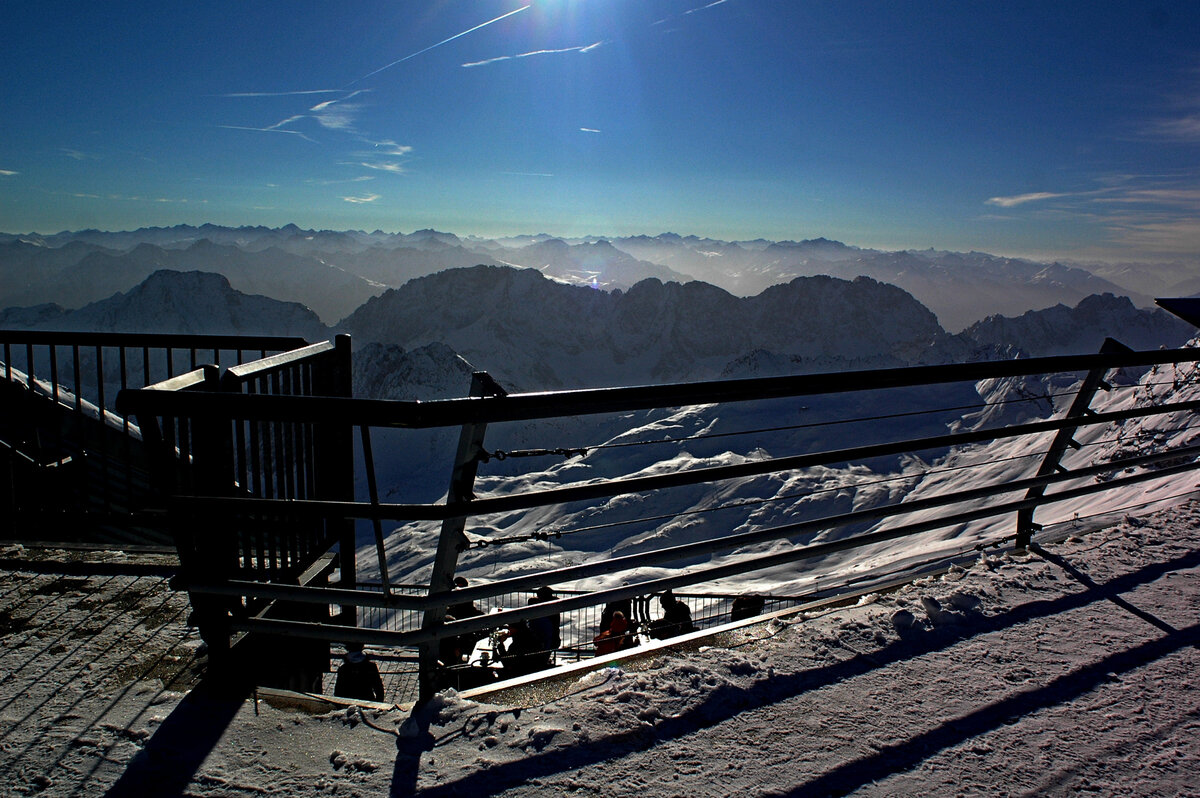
[593, 610, 630, 656]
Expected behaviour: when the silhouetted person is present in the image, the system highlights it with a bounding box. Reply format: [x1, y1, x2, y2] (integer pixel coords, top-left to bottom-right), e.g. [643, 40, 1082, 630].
[447, 575, 484, 620]
[526, 586, 560, 669]
[730, 594, 766, 622]
[334, 644, 385, 702]
[648, 590, 696, 640]
[497, 620, 542, 677]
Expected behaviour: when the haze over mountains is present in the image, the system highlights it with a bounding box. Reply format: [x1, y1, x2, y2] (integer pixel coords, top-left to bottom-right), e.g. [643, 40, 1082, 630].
[3, 224, 1196, 400]
[4, 224, 1194, 333]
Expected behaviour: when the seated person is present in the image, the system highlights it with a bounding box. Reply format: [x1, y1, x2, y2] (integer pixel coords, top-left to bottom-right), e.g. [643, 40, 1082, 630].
[526, 586, 561, 669]
[593, 610, 632, 656]
[647, 590, 696, 640]
[447, 576, 484, 619]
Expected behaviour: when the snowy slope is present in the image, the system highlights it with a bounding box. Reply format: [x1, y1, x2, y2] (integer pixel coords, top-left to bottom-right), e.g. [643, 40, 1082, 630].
[4, 498, 1196, 796]
[357, 339, 1200, 625]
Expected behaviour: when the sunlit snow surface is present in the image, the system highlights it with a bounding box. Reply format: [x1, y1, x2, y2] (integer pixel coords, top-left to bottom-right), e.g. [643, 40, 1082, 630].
[360, 347, 1200, 606]
[3, 497, 1197, 795]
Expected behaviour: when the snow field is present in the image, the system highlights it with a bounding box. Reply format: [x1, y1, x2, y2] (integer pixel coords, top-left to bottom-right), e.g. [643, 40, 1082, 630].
[6, 499, 1191, 796]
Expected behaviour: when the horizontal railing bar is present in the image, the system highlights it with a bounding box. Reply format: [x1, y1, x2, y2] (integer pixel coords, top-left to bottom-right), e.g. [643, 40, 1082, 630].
[115, 346, 1200, 428]
[142, 367, 213, 393]
[269, 454, 1200, 649]
[223, 340, 336, 382]
[166, 395, 1200, 523]
[0, 330, 310, 350]
[184, 442, 1200, 613]
[429, 442, 1200, 612]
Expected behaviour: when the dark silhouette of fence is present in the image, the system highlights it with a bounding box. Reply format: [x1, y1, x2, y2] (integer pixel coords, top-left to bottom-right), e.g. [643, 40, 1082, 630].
[108, 334, 1200, 701]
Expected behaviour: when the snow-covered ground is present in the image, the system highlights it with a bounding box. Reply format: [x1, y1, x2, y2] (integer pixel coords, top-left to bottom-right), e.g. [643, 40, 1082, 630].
[2, 497, 1197, 796]
[363, 349, 1200, 616]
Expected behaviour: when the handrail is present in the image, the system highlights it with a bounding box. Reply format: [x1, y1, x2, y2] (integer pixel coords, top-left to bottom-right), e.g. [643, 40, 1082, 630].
[224, 446, 1200, 651]
[178, 441, 1200, 613]
[0, 330, 309, 350]
[159, 394, 1200, 524]
[116, 345, 1200, 428]
[106, 336, 1200, 701]
[223, 340, 336, 382]
[141, 367, 213, 393]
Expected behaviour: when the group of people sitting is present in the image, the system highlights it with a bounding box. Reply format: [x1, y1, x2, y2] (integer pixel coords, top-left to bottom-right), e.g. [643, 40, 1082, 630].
[436, 578, 562, 690]
[333, 587, 768, 702]
[592, 590, 697, 655]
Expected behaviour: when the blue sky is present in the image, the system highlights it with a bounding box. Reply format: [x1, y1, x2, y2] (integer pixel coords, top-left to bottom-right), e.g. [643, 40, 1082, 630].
[2, 1, 1198, 262]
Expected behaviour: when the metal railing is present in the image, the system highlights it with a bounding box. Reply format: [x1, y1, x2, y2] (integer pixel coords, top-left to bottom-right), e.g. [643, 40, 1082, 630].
[115, 337, 1200, 701]
[0, 331, 310, 544]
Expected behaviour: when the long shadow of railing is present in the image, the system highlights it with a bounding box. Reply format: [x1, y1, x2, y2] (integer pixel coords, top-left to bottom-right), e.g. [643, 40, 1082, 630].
[395, 545, 1200, 797]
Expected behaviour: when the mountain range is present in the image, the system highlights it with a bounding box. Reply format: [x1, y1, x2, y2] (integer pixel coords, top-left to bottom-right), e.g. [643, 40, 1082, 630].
[3, 264, 1193, 401]
[5, 224, 1197, 332]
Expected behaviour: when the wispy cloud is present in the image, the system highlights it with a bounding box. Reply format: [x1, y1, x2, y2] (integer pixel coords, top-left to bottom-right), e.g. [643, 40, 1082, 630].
[462, 41, 605, 68]
[1140, 113, 1200, 142]
[307, 175, 375, 186]
[0, 169, 16, 177]
[501, 171, 555, 177]
[306, 91, 368, 131]
[580, 128, 601, 134]
[685, 0, 731, 15]
[61, 148, 98, 161]
[67, 191, 200, 204]
[342, 193, 381, 204]
[351, 5, 531, 84]
[985, 192, 1067, 207]
[356, 161, 407, 174]
[656, 0, 735, 27]
[221, 90, 370, 143]
[218, 124, 318, 143]
[985, 175, 1200, 257]
[1091, 188, 1200, 205]
[363, 139, 414, 157]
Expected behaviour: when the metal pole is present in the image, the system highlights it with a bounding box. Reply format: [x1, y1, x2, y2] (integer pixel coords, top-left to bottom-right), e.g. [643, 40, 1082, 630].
[418, 371, 506, 702]
[1015, 338, 1130, 549]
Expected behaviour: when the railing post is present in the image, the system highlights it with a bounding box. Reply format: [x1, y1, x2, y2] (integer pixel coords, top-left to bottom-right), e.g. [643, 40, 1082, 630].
[312, 335, 356, 618]
[418, 371, 507, 702]
[175, 365, 240, 670]
[1014, 338, 1131, 550]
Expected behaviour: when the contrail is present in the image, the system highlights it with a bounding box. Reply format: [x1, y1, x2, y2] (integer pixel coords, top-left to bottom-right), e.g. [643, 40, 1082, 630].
[220, 89, 342, 97]
[349, 5, 531, 85]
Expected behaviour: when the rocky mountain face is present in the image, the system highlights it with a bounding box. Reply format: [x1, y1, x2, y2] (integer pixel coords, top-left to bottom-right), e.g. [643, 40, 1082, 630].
[961, 293, 1196, 357]
[614, 238, 1144, 332]
[2, 238, 382, 323]
[0, 270, 329, 340]
[352, 341, 477, 400]
[339, 264, 972, 391]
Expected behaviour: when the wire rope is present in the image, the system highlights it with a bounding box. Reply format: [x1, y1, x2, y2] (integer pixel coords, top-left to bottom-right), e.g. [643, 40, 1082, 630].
[481, 374, 1200, 465]
[466, 421, 1200, 551]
